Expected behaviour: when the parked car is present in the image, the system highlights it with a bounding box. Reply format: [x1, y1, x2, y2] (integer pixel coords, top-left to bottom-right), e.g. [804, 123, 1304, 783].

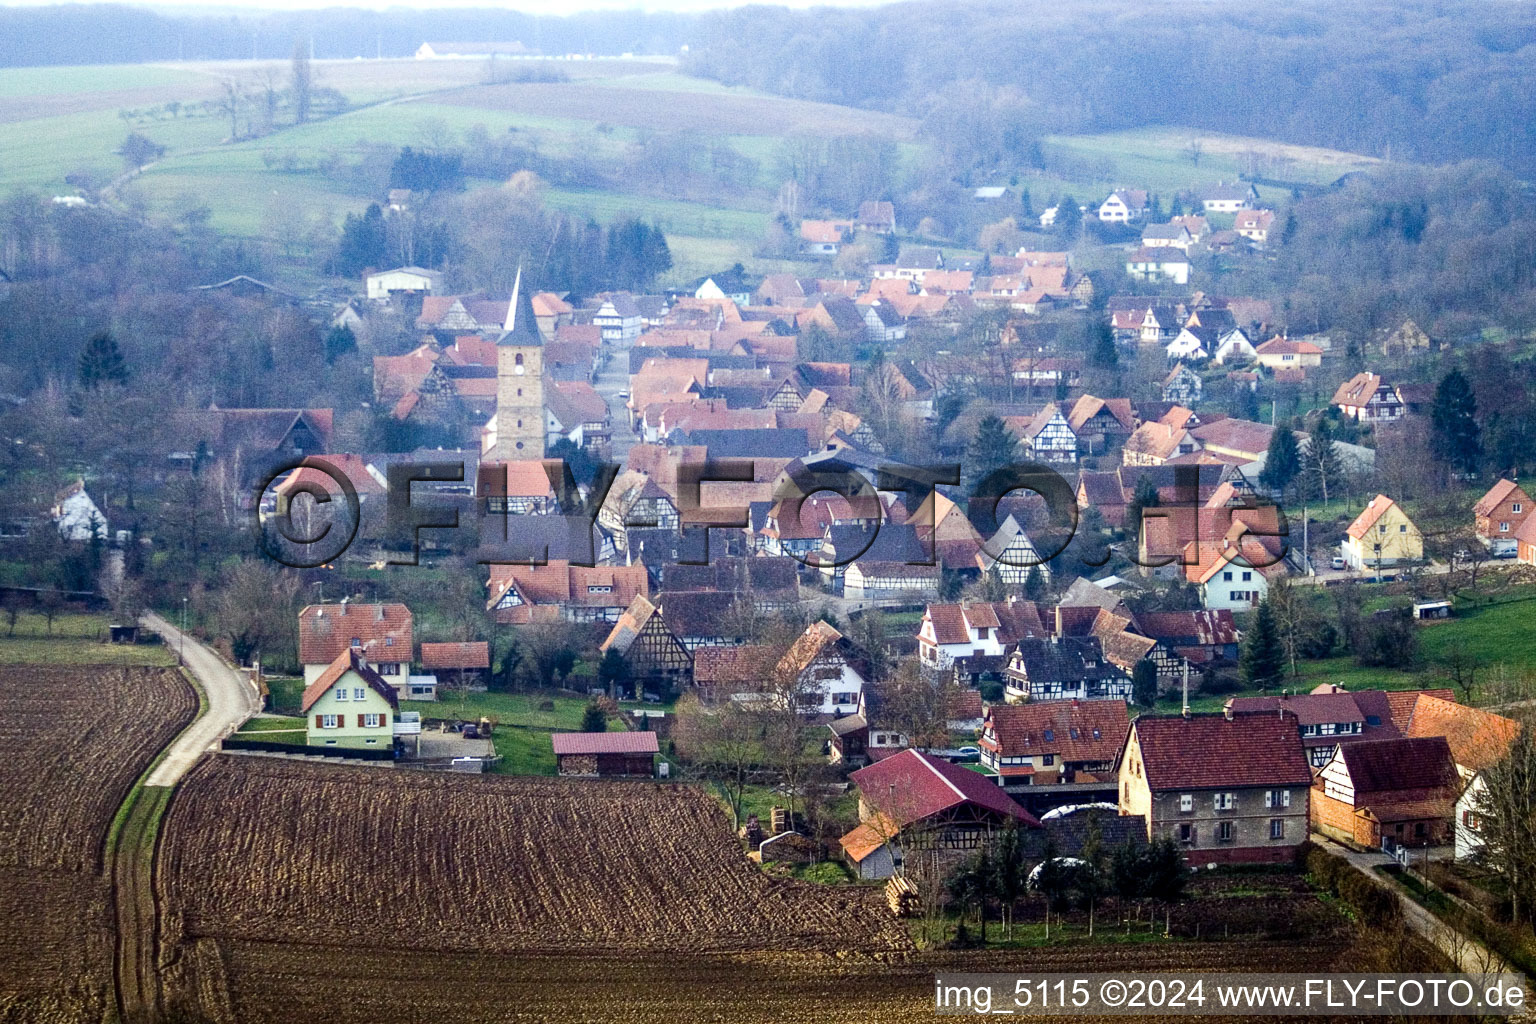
[1331, 556, 1347, 570]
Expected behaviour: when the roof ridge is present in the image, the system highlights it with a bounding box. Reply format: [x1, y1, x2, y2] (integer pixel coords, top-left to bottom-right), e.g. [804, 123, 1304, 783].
[922, 752, 969, 804]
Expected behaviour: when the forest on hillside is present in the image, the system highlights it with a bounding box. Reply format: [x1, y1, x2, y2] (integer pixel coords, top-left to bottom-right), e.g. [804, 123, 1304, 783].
[684, 0, 1536, 179]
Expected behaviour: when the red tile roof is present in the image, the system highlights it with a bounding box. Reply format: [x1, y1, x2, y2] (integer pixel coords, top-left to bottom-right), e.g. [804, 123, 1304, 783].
[850, 749, 1040, 827]
[1132, 711, 1312, 790]
[298, 604, 413, 666]
[1386, 689, 1456, 732]
[1338, 737, 1458, 794]
[550, 731, 659, 756]
[982, 701, 1129, 765]
[1405, 695, 1520, 774]
[419, 641, 490, 670]
[300, 648, 400, 712]
[1346, 494, 1404, 540]
[1474, 479, 1525, 518]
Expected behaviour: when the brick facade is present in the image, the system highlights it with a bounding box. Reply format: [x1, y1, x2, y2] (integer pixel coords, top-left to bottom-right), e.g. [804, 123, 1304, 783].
[1311, 788, 1370, 846]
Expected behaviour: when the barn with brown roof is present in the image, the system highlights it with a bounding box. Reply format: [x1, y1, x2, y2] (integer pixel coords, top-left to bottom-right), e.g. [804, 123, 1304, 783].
[1313, 736, 1460, 849]
[839, 749, 1040, 879]
[551, 730, 658, 778]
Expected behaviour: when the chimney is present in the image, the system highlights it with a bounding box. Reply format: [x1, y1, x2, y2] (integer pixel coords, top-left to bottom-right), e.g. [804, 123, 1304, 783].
[1071, 698, 1080, 708]
[1224, 704, 1234, 722]
[1181, 661, 1190, 718]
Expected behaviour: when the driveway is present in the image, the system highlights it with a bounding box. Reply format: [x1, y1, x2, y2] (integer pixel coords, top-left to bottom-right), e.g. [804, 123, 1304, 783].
[1314, 836, 1523, 981]
[141, 611, 261, 787]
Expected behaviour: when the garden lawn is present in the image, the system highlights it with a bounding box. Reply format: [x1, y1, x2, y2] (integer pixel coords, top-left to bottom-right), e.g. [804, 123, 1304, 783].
[0, 612, 177, 666]
[401, 690, 623, 776]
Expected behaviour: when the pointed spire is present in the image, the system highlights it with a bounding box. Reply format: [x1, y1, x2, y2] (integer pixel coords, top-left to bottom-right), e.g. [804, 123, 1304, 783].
[503, 266, 521, 332]
[497, 266, 544, 348]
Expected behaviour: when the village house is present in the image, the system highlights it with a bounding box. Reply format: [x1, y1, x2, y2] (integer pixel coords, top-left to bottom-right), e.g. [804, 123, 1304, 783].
[692, 644, 778, 704]
[302, 648, 399, 751]
[979, 699, 1129, 787]
[599, 595, 693, 692]
[862, 300, 907, 343]
[51, 479, 108, 541]
[1119, 709, 1313, 866]
[1184, 524, 1289, 611]
[1098, 189, 1149, 223]
[1123, 407, 1201, 466]
[1342, 494, 1423, 570]
[1332, 372, 1406, 424]
[1200, 182, 1259, 213]
[916, 599, 1048, 670]
[842, 560, 940, 602]
[976, 515, 1053, 589]
[773, 620, 872, 718]
[1017, 403, 1079, 465]
[1311, 736, 1460, 849]
[1518, 516, 1536, 567]
[552, 730, 658, 779]
[1226, 689, 1447, 768]
[485, 561, 649, 625]
[1126, 247, 1191, 285]
[365, 265, 441, 301]
[826, 684, 905, 767]
[657, 590, 749, 650]
[855, 200, 897, 234]
[1067, 395, 1137, 454]
[1134, 609, 1240, 683]
[1166, 325, 1216, 363]
[839, 749, 1040, 879]
[298, 604, 414, 692]
[799, 219, 852, 255]
[1212, 327, 1258, 364]
[1234, 209, 1276, 243]
[1253, 336, 1323, 371]
[1187, 417, 1280, 465]
[1003, 636, 1133, 704]
[1141, 222, 1193, 251]
[593, 293, 645, 345]
[1439, 695, 1524, 860]
[1162, 364, 1203, 405]
[1473, 479, 1531, 557]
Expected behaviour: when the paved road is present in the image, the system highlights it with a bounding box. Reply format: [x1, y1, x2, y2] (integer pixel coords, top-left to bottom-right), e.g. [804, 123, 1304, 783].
[1317, 837, 1527, 985]
[592, 346, 639, 462]
[141, 611, 261, 787]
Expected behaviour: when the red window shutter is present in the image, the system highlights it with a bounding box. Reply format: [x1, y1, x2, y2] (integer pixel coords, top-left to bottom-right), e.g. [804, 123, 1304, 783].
[357, 714, 365, 727]
[315, 714, 323, 728]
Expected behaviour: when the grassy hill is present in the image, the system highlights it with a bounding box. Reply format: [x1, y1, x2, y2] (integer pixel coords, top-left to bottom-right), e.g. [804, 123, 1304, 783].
[2, 56, 1380, 285]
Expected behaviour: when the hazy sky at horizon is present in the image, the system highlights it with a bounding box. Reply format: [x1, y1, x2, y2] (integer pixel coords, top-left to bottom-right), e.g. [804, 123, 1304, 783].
[0, 0, 887, 10]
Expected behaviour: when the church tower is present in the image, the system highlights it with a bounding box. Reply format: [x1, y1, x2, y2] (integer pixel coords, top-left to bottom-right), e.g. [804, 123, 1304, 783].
[491, 268, 545, 461]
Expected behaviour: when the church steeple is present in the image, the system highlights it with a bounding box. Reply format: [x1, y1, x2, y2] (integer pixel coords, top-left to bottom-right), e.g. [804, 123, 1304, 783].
[491, 267, 545, 461]
[498, 266, 544, 347]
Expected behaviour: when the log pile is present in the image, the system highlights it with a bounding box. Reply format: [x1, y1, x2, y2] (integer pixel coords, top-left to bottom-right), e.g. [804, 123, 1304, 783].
[886, 874, 919, 917]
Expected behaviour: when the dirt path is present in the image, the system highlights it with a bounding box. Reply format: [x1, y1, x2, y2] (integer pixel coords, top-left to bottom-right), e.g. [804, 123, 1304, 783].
[141, 612, 260, 787]
[108, 785, 174, 1021]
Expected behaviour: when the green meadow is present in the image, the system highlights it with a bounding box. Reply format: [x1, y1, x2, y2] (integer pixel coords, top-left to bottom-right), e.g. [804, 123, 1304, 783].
[1, 57, 1380, 282]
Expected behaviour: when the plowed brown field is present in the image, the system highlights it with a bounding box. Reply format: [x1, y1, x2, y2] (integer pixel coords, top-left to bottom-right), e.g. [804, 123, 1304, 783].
[152, 756, 1385, 1024]
[0, 665, 197, 1022]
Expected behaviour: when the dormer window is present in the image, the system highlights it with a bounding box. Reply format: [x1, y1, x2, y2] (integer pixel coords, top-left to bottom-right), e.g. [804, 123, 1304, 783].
[1043, 729, 1054, 742]
[350, 637, 361, 647]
